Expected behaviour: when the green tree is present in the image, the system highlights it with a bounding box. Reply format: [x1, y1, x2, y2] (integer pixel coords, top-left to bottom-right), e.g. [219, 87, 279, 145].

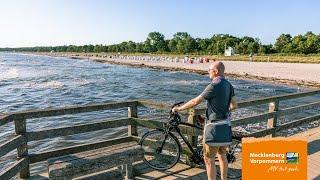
[169, 32, 196, 53]
[196, 38, 210, 53]
[274, 34, 292, 53]
[144, 32, 167, 52]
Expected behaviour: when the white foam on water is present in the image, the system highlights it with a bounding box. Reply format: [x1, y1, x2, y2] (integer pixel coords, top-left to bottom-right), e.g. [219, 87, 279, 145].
[0, 68, 19, 80]
[72, 79, 90, 86]
[24, 81, 65, 89]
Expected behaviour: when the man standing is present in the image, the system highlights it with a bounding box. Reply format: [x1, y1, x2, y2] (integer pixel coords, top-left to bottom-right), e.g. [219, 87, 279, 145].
[172, 61, 237, 180]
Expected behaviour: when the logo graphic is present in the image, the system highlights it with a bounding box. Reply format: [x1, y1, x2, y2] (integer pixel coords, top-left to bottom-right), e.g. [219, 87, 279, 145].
[286, 152, 299, 164]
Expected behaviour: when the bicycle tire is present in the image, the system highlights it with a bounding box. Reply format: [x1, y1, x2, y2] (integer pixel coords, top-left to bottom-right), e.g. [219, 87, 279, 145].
[139, 129, 182, 171]
[217, 138, 242, 179]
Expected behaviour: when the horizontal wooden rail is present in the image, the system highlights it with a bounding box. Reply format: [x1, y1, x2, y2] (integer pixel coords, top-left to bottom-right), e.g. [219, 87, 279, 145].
[137, 100, 191, 115]
[276, 114, 320, 132]
[139, 90, 320, 114]
[27, 118, 130, 141]
[0, 114, 13, 127]
[0, 135, 25, 157]
[231, 111, 276, 127]
[0, 158, 28, 180]
[237, 90, 320, 108]
[231, 101, 320, 127]
[29, 136, 134, 164]
[278, 101, 320, 116]
[138, 100, 170, 110]
[8, 101, 138, 121]
[246, 114, 320, 137]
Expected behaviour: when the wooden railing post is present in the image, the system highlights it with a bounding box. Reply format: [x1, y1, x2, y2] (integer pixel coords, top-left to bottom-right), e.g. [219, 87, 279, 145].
[128, 105, 138, 136]
[267, 101, 279, 137]
[187, 108, 198, 148]
[14, 118, 30, 178]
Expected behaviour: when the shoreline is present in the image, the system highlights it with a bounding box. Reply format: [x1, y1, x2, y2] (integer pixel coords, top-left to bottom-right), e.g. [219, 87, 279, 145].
[26, 52, 320, 88]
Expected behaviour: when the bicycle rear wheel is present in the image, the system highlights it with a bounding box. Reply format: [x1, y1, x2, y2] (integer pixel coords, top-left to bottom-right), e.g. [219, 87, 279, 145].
[139, 129, 181, 171]
[217, 138, 242, 179]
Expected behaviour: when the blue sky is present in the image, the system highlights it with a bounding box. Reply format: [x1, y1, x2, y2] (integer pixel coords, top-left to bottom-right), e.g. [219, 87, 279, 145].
[0, 0, 319, 47]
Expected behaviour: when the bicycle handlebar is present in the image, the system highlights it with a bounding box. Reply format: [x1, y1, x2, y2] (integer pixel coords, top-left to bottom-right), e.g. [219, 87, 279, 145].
[171, 101, 184, 109]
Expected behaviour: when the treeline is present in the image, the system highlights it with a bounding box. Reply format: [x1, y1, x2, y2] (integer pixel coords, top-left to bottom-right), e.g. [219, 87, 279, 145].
[1, 31, 320, 55]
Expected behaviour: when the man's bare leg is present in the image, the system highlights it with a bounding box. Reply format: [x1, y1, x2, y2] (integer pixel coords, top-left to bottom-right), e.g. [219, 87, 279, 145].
[204, 146, 218, 180]
[217, 146, 228, 180]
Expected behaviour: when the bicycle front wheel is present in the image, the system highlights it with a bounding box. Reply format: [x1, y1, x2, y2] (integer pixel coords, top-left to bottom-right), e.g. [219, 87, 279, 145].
[139, 129, 181, 171]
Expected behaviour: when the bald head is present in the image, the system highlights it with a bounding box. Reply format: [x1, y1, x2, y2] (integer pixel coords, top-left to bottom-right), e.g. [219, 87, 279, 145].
[210, 61, 225, 75]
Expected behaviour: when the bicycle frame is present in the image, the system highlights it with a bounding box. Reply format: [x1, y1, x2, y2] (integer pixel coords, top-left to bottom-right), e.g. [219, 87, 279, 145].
[163, 121, 203, 161]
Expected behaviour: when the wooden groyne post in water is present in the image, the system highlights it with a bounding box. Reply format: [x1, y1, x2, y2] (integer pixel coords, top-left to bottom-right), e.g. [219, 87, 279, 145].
[0, 90, 320, 179]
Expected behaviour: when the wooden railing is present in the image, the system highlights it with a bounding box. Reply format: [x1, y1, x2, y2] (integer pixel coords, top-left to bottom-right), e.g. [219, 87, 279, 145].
[0, 90, 320, 179]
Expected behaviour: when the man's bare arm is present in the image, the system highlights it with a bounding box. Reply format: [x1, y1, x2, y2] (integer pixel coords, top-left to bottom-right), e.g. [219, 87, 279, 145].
[229, 97, 237, 111]
[173, 95, 204, 112]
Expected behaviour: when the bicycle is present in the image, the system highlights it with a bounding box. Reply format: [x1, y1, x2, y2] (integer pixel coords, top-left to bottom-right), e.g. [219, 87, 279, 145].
[139, 102, 243, 179]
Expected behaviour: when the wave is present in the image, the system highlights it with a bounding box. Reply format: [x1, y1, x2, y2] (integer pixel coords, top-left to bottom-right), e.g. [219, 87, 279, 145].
[23, 79, 91, 89]
[0, 68, 19, 81]
[24, 81, 65, 89]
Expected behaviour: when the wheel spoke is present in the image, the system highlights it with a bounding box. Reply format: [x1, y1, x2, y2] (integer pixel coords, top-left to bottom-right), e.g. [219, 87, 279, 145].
[140, 129, 180, 171]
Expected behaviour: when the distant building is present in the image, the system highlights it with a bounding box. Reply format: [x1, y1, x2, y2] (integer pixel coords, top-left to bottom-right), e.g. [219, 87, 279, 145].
[224, 47, 235, 56]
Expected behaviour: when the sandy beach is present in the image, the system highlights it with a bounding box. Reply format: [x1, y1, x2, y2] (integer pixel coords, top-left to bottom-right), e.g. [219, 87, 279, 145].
[35, 53, 320, 88]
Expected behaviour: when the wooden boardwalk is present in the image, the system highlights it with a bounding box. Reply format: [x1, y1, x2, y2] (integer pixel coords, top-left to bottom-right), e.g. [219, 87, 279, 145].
[293, 126, 320, 180]
[28, 129, 318, 180]
[24, 126, 319, 180]
[135, 126, 320, 180]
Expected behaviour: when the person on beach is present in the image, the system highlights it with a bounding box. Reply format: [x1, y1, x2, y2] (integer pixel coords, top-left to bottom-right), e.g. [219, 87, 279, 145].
[172, 61, 237, 180]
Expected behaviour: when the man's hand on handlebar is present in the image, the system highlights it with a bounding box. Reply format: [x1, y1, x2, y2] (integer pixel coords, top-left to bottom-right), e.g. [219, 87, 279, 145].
[171, 101, 184, 113]
[172, 106, 180, 113]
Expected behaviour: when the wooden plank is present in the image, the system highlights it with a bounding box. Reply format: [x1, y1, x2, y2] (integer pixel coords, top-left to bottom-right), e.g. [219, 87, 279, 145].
[247, 114, 320, 137]
[237, 90, 320, 108]
[231, 111, 275, 127]
[48, 142, 139, 164]
[29, 136, 134, 164]
[291, 127, 320, 180]
[0, 135, 24, 157]
[27, 118, 130, 141]
[278, 101, 320, 116]
[195, 90, 320, 112]
[9, 100, 138, 120]
[137, 100, 170, 110]
[137, 100, 190, 115]
[134, 162, 191, 179]
[0, 158, 28, 180]
[276, 114, 320, 132]
[0, 114, 13, 127]
[48, 142, 143, 179]
[202, 100, 319, 129]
